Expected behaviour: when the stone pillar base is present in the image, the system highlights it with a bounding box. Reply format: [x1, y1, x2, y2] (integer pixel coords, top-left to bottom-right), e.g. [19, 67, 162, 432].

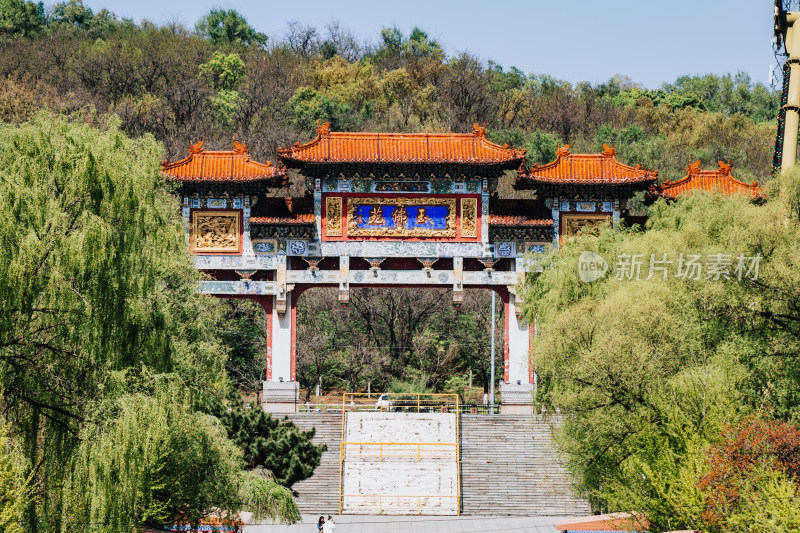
[499, 383, 534, 415]
[262, 381, 299, 414]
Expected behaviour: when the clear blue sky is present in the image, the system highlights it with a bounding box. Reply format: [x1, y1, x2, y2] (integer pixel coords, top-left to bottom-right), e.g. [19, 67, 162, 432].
[82, 0, 776, 89]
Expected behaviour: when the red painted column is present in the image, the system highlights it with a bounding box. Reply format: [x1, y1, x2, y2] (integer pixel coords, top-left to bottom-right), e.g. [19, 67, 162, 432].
[290, 293, 297, 382]
[249, 296, 273, 382]
[503, 293, 510, 384]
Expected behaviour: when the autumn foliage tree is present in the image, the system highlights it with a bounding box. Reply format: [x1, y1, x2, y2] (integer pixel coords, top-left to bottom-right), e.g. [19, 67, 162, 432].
[699, 417, 800, 531]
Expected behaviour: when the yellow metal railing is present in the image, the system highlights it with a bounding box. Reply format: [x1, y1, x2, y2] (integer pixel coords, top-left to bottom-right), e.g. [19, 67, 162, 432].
[339, 494, 459, 516]
[341, 442, 458, 462]
[341, 392, 460, 411]
[337, 393, 461, 516]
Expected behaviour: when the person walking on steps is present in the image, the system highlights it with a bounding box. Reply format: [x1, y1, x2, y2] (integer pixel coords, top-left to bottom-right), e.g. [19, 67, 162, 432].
[317, 516, 325, 532]
[322, 515, 336, 532]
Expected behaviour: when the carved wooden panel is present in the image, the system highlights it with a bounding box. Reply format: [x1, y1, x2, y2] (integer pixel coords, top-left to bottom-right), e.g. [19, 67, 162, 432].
[460, 198, 478, 238]
[326, 196, 343, 237]
[561, 213, 612, 237]
[191, 210, 241, 253]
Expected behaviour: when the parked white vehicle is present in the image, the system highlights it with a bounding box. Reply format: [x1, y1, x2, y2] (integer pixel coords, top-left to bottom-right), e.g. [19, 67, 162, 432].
[374, 394, 391, 410]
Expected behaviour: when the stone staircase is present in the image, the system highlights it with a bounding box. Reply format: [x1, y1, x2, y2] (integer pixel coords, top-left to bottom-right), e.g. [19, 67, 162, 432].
[285, 413, 343, 514]
[284, 413, 590, 517]
[460, 414, 589, 516]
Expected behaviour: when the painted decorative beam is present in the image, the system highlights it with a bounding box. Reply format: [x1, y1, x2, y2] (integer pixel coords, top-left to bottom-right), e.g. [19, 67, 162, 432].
[198, 270, 522, 295]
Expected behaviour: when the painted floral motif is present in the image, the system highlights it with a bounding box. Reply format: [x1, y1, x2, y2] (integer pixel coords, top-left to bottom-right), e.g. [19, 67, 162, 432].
[351, 179, 371, 192]
[432, 180, 453, 193]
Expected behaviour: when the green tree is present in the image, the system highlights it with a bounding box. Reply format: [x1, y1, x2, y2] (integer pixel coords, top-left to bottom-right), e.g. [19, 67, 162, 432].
[372, 26, 403, 67]
[0, 416, 28, 533]
[64, 382, 299, 532]
[199, 51, 246, 129]
[0, 0, 44, 38]
[380, 26, 402, 52]
[525, 169, 800, 529]
[195, 9, 266, 48]
[50, 0, 93, 27]
[0, 115, 238, 532]
[221, 299, 267, 392]
[216, 400, 326, 489]
[287, 86, 356, 133]
[402, 27, 442, 60]
[199, 51, 246, 91]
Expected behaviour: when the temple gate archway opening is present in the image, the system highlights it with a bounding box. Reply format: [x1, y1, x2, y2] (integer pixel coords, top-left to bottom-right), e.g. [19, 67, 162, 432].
[293, 285, 508, 406]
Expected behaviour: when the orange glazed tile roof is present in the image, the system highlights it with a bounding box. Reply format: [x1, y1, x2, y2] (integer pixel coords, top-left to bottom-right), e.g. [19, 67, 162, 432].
[161, 141, 285, 182]
[660, 160, 762, 199]
[516, 144, 657, 186]
[250, 214, 315, 225]
[278, 122, 526, 167]
[489, 215, 553, 227]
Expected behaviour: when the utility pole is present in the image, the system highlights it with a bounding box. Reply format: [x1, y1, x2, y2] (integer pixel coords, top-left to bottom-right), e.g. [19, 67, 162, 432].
[776, 2, 800, 169]
[490, 291, 496, 414]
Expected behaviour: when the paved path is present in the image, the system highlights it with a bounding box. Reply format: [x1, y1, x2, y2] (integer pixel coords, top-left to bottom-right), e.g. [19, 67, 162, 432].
[245, 514, 561, 533]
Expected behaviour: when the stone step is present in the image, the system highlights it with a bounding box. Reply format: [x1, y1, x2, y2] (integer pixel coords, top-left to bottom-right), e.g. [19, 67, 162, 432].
[459, 415, 589, 516]
[283, 412, 590, 517]
[285, 414, 344, 514]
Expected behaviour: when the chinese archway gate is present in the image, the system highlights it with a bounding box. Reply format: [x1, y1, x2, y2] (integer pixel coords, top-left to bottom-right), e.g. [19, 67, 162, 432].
[166, 124, 759, 413]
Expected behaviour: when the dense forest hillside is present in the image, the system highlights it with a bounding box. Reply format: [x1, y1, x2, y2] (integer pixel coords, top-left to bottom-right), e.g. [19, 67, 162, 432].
[0, 0, 779, 187]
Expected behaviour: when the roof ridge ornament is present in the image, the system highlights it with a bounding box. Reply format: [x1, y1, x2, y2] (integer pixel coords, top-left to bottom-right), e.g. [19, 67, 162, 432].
[189, 140, 204, 154]
[687, 160, 702, 174]
[556, 144, 570, 157]
[601, 143, 616, 157]
[717, 160, 732, 174]
[233, 140, 248, 154]
[472, 123, 487, 136]
[317, 120, 331, 136]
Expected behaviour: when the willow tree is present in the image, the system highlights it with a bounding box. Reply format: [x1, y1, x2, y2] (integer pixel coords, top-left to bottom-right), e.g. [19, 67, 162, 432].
[63, 381, 299, 533]
[0, 415, 28, 533]
[0, 114, 295, 531]
[524, 170, 800, 530]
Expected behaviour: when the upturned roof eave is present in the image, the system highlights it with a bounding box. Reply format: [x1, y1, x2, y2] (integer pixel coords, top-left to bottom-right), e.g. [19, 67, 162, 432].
[277, 122, 526, 167]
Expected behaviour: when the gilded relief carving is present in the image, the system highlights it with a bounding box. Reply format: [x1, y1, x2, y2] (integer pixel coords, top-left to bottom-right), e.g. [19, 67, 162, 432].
[561, 214, 611, 237]
[461, 198, 477, 238]
[326, 196, 342, 236]
[192, 211, 240, 253]
[347, 197, 456, 237]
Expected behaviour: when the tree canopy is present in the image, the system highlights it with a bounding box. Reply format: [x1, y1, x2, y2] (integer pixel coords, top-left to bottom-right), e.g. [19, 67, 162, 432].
[524, 170, 800, 531]
[0, 115, 303, 532]
[195, 9, 267, 48]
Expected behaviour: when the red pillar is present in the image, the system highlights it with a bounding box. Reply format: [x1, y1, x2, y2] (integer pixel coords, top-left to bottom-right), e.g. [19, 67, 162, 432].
[503, 291, 510, 384]
[247, 296, 274, 382]
[290, 294, 297, 382]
